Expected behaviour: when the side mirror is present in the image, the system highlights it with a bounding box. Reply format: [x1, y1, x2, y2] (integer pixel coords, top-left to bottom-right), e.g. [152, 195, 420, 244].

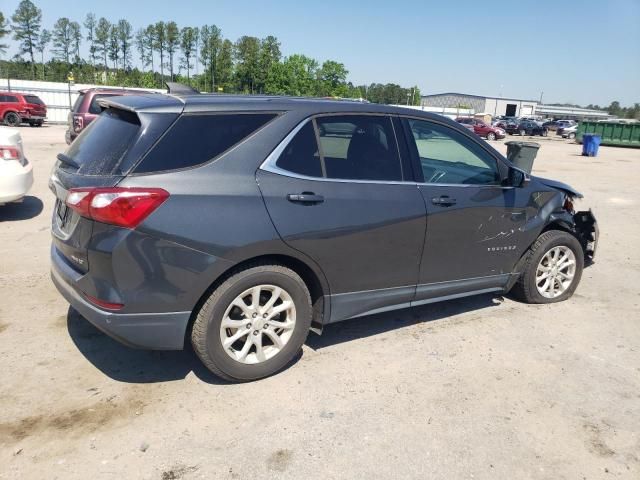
[508, 167, 530, 188]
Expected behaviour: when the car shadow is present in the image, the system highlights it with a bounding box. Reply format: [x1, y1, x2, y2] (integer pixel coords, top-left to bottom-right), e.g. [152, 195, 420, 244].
[306, 293, 501, 350]
[65, 307, 229, 385]
[0, 196, 44, 221]
[66, 294, 501, 384]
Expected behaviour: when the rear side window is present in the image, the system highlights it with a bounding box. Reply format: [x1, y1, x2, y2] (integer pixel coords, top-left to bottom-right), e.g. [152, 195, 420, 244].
[275, 115, 402, 182]
[64, 108, 141, 175]
[134, 113, 276, 173]
[4, 95, 18, 103]
[24, 95, 44, 105]
[89, 94, 117, 114]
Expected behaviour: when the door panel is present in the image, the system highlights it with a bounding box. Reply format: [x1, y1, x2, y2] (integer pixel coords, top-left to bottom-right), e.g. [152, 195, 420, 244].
[257, 170, 426, 295]
[417, 184, 530, 285]
[401, 116, 531, 290]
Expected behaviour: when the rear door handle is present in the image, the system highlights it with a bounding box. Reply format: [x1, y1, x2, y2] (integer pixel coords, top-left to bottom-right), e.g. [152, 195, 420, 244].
[287, 193, 325, 204]
[431, 196, 457, 206]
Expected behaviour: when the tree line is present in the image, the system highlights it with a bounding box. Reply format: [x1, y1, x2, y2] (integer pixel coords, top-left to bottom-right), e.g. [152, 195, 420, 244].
[548, 102, 640, 120]
[0, 0, 422, 105]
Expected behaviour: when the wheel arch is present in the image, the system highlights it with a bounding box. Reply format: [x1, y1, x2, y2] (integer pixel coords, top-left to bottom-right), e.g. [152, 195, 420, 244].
[186, 253, 329, 344]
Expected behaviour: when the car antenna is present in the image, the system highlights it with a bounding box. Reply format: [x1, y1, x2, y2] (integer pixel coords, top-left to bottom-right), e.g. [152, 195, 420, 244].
[165, 82, 200, 95]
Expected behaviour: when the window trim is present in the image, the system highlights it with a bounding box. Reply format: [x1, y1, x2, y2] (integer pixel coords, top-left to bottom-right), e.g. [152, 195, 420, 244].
[260, 113, 409, 185]
[399, 115, 511, 187]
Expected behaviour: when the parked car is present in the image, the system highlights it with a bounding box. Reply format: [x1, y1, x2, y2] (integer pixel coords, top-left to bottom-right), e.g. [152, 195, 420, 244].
[0, 127, 33, 204]
[544, 120, 575, 131]
[50, 91, 598, 381]
[455, 117, 505, 140]
[505, 120, 548, 136]
[0, 91, 47, 127]
[66, 88, 145, 144]
[559, 124, 578, 139]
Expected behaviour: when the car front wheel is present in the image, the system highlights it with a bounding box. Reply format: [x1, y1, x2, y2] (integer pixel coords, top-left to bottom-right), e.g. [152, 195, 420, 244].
[191, 263, 312, 382]
[486, 132, 496, 141]
[519, 129, 526, 136]
[511, 230, 584, 304]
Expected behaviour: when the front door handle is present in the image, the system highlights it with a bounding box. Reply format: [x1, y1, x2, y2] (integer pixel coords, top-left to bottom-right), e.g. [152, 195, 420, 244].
[287, 193, 325, 204]
[431, 196, 457, 206]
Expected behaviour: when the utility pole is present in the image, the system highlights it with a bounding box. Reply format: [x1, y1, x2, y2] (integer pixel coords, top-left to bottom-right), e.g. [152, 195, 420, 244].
[539, 91, 544, 104]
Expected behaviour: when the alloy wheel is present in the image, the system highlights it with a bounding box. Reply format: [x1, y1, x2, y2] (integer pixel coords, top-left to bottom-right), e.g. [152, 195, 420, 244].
[535, 246, 577, 299]
[219, 284, 296, 364]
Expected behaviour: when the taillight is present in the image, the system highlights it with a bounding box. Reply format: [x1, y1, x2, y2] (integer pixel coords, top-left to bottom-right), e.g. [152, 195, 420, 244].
[66, 187, 169, 228]
[0, 146, 21, 161]
[73, 115, 83, 132]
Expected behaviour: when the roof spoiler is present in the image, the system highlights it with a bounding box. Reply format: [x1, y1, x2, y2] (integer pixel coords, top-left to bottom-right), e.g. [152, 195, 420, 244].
[165, 82, 200, 95]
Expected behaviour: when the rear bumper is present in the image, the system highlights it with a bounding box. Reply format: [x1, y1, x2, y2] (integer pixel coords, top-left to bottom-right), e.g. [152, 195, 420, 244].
[51, 246, 190, 350]
[0, 158, 33, 204]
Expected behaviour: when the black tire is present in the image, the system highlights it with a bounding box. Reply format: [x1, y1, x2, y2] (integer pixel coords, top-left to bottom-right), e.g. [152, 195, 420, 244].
[568, 132, 576, 140]
[519, 129, 526, 136]
[541, 129, 548, 137]
[4, 112, 20, 127]
[510, 230, 584, 304]
[486, 132, 496, 141]
[191, 263, 312, 382]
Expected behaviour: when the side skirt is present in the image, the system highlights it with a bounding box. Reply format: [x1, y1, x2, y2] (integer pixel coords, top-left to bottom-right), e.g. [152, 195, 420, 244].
[326, 274, 510, 324]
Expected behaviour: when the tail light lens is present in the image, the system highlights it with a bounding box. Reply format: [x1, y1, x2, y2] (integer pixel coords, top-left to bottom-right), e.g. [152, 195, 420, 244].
[83, 293, 124, 311]
[73, 115, 83, 132]
[0, 146, 21, 161]
[66, 187, 169, 228]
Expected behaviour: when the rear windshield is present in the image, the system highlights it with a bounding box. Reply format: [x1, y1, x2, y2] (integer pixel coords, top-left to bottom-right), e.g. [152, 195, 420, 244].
[133, 113, 277, 173]
[24, 95, 44, 105]
[64, 109, 141, 175]
[72, 93, 85, 112]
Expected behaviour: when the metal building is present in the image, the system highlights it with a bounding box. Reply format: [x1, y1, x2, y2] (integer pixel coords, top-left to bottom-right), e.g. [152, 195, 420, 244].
[420, 93, 538, 117]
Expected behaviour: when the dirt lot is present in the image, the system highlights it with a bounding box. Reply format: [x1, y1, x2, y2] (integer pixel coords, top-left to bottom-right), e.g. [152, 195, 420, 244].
[1, 125, 639, 479]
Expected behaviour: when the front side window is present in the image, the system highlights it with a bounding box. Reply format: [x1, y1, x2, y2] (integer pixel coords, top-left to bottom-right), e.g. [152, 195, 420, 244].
[275, 115, 402, 182]
[407, 119, 501, 185]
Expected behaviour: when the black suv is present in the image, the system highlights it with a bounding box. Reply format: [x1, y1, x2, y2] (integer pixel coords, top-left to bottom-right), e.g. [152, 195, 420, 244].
[50, 91, 598, 381]
[506, 120, 548, 136]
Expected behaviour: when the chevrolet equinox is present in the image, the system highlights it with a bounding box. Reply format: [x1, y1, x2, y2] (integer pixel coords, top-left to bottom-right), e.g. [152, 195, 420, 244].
[50, 87, 598, 381]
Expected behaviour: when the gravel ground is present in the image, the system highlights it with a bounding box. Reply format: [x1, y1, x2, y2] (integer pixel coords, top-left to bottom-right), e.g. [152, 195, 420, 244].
[0, 125, 638, 480]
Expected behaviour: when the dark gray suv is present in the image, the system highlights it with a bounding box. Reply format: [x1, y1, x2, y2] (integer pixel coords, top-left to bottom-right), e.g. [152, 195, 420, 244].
[50, 91, 598, 381]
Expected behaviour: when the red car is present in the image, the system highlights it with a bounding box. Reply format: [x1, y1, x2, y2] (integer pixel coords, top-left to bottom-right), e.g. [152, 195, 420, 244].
[66, 88, 143, 144]
[0, 91, 47, 127]
[455, 117, 505, 140]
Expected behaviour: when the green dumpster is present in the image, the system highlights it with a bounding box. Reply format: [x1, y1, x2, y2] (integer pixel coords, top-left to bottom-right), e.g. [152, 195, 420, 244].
[577, 121, 640, 148]
[505, 141, 541, 174]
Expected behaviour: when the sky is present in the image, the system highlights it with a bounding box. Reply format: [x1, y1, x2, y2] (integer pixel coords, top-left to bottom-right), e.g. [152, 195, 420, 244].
[2, 0, 639, 106]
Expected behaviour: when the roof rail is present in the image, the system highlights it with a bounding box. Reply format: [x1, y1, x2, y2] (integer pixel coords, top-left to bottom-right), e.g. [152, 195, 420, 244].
[165, 82, 200, 95]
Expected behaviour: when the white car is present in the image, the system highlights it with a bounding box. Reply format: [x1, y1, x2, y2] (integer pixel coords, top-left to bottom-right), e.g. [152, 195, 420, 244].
[561, 124, 578, 139]
[0, 127, 34, 205]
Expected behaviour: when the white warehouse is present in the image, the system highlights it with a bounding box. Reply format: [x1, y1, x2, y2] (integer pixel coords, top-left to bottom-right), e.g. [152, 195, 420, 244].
[420, 92, 538, 117]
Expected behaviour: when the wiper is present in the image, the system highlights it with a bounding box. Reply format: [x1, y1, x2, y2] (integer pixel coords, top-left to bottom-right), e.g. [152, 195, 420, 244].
[56, 153, 80, 170]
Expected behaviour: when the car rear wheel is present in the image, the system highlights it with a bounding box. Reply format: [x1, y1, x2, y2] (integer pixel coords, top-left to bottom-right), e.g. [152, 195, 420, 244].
[568, 132, 576, 139]
[486, 132, 496, 141]
[541, 129, 548, 137]
[4, 112, 20, 127]
[191, 263, 312, 382]
[510, 230, 584, 304]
